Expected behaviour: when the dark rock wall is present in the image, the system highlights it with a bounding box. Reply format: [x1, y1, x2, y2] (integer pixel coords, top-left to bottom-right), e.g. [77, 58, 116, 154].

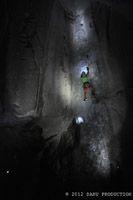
[2, 0, 54, 120]
[0, 0, 9, 115]
[0, 0, 132, 195]
[42, 1, 72, 117]
[0, 0, 72, 122]
[91, 0, 133, 88]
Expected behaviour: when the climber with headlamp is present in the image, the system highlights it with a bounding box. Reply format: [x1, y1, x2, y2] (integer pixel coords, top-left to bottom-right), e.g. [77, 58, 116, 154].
[81, 65, 95, 101]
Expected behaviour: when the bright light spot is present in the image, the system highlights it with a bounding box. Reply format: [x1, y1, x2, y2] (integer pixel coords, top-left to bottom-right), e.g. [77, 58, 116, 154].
[80, 65, 88, 74]
[6, 170, 9, 174]
[65, 192, 69, 196]
[75, 116, 84, 124]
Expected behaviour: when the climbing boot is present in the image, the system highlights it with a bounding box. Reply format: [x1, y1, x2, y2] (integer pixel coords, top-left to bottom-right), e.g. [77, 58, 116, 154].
[84, 98, 88, 101]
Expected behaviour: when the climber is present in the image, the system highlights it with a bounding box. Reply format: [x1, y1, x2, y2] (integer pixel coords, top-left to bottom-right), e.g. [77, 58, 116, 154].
[81, 66, 95, 101]
[81, 66, 90, 101]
